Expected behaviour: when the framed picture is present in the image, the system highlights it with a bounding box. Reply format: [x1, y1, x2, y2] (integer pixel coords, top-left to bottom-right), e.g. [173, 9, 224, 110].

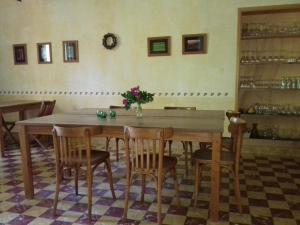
[63, 40, 79, 62]
[13, 44, 27, 65]
[182, 34, 207, 54]
[147, 36, 171, 56]
[37, 42, 52, 64]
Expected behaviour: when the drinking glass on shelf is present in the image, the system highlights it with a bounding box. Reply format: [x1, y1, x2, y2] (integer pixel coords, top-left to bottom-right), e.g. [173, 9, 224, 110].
[278, 22, 289, 35]
[288, 22, 299, 35]
[266, 50, 274, 63]
[296, 51, 300, 63]
[281, 76, 287, 89]
[247, 23, 255, 37]
[242, 23, 249, 36]
[279, 50, 286, 63]
[253, 23, 264, 37]
[272, 125, 279, 139]
[286, 77, 292, 89]
[272, 50, 281, 63]
[268, 24, 279, 36]
[240, 51, 248, 64]
[257, 51, 266, 63]
[248, 51, 256, 64]
[287, 51, 297, 63]
[297, 76, 300, 89]
[240, 76, 249, 88]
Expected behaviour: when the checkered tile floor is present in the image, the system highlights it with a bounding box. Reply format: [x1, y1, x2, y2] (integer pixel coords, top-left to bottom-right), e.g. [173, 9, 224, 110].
[0, 140, 300, 225]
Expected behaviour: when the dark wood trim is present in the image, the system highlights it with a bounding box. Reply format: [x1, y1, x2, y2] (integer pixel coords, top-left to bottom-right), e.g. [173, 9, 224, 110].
[240, 4, 300, 15]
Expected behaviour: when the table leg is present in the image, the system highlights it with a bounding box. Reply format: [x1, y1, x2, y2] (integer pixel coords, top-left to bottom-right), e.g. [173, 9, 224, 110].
[19, 125, 34, 199]
[0, 111, 4, 157]
[209, 133, 221, 222]
[19, 110, 25, 120]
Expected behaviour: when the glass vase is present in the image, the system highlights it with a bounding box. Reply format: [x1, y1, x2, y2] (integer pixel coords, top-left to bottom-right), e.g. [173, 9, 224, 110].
[136, 103, 143, 118]
[249, 123, 259, 138]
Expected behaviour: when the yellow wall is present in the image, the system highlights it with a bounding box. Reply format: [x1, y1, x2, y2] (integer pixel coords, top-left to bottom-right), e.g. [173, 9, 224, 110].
[0, 0, 299, 112]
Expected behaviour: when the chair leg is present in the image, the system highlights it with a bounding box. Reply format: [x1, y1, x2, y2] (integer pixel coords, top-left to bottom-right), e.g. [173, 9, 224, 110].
[157, 175, 162, 225]
[189, 141, 193, 167]
[141, 174, 146, 202]
[123, 170, 131, 220]
[53, 167, 62, 216]
[105, 159, 116, 199]
[193, 162, 202, 207]
[168, 140, 172, 156]
[87, 168, 93, 222]
[232, 166, 242, 213]
[193, 162, 199, 207]
[105, 137, 110, 151]
[183, 142, 188, 176]
[115, 138, 120, 162]
[171, 167, 180, 207]
[75, 167, 79, 195]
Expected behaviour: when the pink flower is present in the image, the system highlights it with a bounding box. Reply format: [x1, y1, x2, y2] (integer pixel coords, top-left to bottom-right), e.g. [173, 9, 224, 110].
[130, 86, 140, 98]
[123, 99, 129, 106]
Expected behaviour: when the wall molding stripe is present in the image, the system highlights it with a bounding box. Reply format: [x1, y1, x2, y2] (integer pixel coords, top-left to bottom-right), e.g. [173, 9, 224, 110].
[0, 90, 229, 97]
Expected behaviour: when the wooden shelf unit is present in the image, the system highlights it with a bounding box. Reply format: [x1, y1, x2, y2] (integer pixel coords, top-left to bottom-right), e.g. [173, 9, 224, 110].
[237, 6, 300, 144]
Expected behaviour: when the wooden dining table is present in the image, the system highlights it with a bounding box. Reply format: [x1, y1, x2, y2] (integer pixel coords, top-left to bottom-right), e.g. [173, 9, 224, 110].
[0, 100, 42, 157]
[17, 108, 224, 222]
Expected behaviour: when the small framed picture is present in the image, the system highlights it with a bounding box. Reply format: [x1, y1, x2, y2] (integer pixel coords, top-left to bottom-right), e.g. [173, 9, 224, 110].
[182, 34, 207, 54]
[13, 44, 28, 65]
[147, 36, 171, 56]
[37, 42, 52, 64]
[63, 40, 79, 62]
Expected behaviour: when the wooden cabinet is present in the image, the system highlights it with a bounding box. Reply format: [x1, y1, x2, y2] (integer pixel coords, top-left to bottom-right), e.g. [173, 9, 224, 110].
[238, 6, 300, 143]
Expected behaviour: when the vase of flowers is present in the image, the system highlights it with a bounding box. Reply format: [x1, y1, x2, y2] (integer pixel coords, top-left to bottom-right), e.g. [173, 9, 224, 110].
[121, 86, 154, 118]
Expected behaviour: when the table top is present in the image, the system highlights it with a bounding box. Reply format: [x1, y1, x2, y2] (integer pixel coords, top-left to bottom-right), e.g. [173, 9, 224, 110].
[0, 100, 42, 109]
[74, 108, 225, 119]
[17, 109, 224, 133]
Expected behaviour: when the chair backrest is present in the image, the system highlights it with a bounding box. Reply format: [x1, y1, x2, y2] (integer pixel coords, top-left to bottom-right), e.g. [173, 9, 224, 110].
[109, 105, 125, 109]
[164, 106, 196, 110]
[38, 100, 56, 117]
[124, 126, 173, 174]
[52, 126, 102, 167]
[228, 117, 247, 166]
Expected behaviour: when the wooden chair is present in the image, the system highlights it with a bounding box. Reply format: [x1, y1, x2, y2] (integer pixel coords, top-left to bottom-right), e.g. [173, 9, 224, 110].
[123, 126, 180, 225]
[52, 125, 116, 221]
[164, 106, 196, 175]
[199, 110, 241, 151]
[31, 100, 56, 149]
[2, 100, 56, 147]
[222, 111, 241, 150]
[105, 105, 125, 161]
[193, 117, 247, 212]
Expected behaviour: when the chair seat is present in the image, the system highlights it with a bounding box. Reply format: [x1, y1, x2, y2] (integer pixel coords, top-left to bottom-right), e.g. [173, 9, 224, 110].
[62, 150, 109, 165]
[91, 150, 110, 164]
[193, 149, 234, 164]
[222, 137, 233, 150]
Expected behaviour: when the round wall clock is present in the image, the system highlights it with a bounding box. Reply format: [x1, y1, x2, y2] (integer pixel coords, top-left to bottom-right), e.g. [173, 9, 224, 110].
[102, 33, 117, 50]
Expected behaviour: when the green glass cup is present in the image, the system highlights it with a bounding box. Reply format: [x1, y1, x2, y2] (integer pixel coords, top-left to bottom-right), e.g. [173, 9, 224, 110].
[96, 110, 107, 119]
[109, 110, 117, 119]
